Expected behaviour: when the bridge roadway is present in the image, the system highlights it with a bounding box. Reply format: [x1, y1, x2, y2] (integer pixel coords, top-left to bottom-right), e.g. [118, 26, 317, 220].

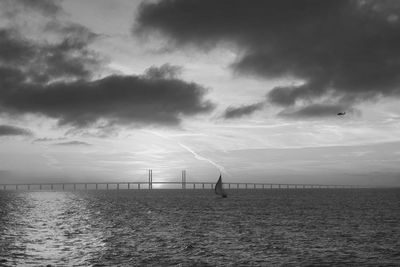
[0, 181, 359, 190]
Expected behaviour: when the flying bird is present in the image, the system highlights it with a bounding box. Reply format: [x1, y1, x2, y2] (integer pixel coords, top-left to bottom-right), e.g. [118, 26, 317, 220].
[337, 112, 346, 116]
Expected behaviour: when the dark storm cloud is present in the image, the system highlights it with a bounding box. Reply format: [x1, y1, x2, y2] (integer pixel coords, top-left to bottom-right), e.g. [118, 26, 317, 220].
[223, 103, 264, 119]
[0, 29, 35, 65]
[0, 125, 32, 136]
[0, 69, 215, 127]
[0, 3, 214, 128]
[0, 0, 103, 84]
[53, 141, 91, 146]
[35, 35, 101, 82]
[136, 0, 400, 115]
[0, 25, 101, 83]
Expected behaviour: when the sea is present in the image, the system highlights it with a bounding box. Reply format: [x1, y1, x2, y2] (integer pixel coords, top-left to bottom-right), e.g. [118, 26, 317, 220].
[0, 189, 399, 266]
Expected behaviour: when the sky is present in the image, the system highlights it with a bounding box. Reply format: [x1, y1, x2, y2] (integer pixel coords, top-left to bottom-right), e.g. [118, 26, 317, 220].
[1, 0, 400, 186]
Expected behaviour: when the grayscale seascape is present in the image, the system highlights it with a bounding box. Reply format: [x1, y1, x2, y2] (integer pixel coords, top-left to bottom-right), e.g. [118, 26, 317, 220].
[2, 0, 400, 266]
[1, 189, 399, 266]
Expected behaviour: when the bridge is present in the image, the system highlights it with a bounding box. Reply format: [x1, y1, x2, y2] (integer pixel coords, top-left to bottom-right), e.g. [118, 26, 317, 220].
[0, 170, 360, 191]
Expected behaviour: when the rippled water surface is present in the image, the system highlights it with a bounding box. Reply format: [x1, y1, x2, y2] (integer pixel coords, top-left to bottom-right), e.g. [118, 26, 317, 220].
[1, 189, 400, 266]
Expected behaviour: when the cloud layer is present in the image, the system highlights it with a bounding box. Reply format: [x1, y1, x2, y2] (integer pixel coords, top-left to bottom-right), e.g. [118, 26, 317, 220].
[0, 70, 214, 127]
[0, 125, 32, 136]
[223, 103, 264, 119]
[0, 1, 214, 128]
[53, 141, 91, 146]
[136, 0, 400, 117]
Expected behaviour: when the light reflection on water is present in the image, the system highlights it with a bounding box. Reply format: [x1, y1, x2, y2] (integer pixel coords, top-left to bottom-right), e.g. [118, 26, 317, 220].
[0, 192, 105, 266]
[0, 189, 400, 266]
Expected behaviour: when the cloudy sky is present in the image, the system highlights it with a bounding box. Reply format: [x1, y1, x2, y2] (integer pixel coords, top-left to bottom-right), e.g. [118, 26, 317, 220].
[1, 0, 400, 186]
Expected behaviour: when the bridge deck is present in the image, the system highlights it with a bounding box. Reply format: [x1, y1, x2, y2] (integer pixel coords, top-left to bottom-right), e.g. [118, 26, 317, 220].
[0, 169, 362, 190]
[0, 181, 360, 190]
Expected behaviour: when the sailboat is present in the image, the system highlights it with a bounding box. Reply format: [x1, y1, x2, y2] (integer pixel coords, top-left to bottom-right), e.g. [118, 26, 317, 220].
[214, 174, 227, 198]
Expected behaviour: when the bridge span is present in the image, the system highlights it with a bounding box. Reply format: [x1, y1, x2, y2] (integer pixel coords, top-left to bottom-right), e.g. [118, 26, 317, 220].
[0, 170, 361, 190]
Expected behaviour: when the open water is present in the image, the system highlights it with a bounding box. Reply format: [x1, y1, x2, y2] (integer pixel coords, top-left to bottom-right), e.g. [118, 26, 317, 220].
[0, 189, 399, 266]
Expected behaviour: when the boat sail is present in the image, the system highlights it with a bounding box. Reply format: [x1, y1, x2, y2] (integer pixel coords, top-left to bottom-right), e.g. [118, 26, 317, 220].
[214, 174, 227, 198]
